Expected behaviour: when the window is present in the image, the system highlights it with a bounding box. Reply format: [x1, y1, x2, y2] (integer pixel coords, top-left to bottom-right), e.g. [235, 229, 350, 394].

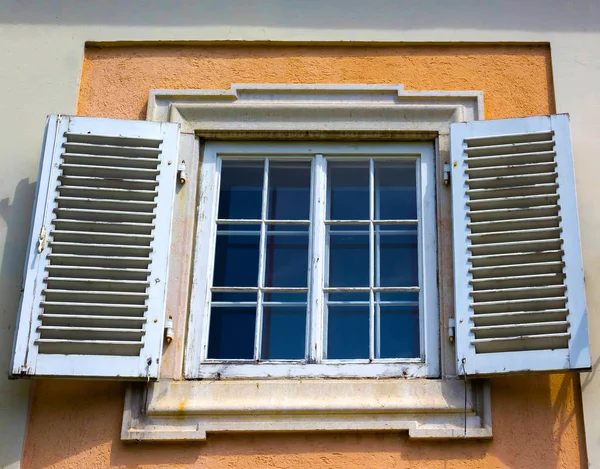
[12, 86, 590, 440]
[190, 142, 438, 378]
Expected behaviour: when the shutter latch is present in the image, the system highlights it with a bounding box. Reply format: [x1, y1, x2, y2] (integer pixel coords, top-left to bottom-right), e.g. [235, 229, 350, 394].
[37, 226, 47, 253]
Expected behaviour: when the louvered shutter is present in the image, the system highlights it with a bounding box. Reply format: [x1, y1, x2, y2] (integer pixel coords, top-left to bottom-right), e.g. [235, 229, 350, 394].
[451, 114, 591, 376]
[10, 115, 178, 379]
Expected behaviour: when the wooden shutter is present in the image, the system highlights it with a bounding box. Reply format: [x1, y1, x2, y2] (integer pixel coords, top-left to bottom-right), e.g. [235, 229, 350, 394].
[451, 114, 591, 376]
[10, 115, 178, 379]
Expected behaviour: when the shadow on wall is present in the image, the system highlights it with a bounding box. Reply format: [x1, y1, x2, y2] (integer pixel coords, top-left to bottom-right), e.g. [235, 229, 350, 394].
[0, 0, 599, 32]
[0, 177, 36, 469]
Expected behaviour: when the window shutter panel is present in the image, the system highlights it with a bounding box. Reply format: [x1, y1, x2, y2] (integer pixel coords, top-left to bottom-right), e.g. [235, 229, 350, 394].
[10, 115, 179, 379]
[451, 114, 591, 376]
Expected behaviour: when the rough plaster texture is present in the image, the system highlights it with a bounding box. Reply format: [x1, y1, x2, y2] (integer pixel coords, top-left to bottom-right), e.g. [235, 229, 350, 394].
[19, 45, 586, 469]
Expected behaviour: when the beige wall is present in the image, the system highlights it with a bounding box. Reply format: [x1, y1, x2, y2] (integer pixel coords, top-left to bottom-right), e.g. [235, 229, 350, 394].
[2, 2, 600, 468]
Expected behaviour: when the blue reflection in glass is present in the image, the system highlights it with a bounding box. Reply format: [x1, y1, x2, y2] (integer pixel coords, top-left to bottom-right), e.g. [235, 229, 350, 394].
[207, 306, 256, 359]
[328, 162, 369, 220]
[213, 225, 260, 287]
[218, 161, 264, 219]
[328, 226, 369, 287]
[211, 291, 257, 302]
[268, 162, 311, 220]
[265, 226, 309, 288]
[262, 306, 306, 360]
[327, 306, 369, 359]
[378, 306, 420, 358]
[377, 226, 419, 287]
[375, 161, 417, 220]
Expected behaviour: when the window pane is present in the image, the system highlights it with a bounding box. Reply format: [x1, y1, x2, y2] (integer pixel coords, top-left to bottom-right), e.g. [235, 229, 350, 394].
[211, 291, 257, 302]
[218, 161, 264, 219]
[377, 305, 420, 358]
[264, 225, 309, 288]
[213, 225, 260, 287]
[262, 305, 306, 360]
[327, 305, 369, 359]
[328, 226, 369, 287]
[328, 161, 369, 220]
[268, 162, 311, 220]
[375, 161, 417, 220]
[207, 306, 256, 359]
[376, 226, 419, 287]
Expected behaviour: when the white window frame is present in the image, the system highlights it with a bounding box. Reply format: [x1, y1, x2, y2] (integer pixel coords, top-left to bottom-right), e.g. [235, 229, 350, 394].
[122, 85, 493, 441]
[190, 141, 438, 379]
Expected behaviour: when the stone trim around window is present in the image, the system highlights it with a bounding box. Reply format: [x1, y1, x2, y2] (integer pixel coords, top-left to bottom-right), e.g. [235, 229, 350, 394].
[121, 84, 491, 441]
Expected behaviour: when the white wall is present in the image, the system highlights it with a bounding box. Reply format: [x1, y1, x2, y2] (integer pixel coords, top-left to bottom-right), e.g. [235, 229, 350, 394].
[1, 1, 600, 467]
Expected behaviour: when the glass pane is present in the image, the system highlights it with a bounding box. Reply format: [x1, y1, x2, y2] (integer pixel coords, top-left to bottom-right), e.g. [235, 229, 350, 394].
[264, 292, 307, 303]
[328, 226, 369, 287]
[327, 292, 370, 302]
[268, 161, 311, 220]
[375, 161, 417, 220]
[264, 225, 309, 288]
[328, 161, 369, 220]
[261, 306, 306, 360]
[376, 226, 419, 287]
[218, 161, 264, 219]
[327, 305, 369, 359]
[211, 291, 257, 302]
[213, 225, 260, 287]
[207, 306, 256, 359]
[377, 305, 420, 358]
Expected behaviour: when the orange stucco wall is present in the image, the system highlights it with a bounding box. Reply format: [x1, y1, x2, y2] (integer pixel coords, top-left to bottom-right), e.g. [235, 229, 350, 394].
[23, 45, 586, 469]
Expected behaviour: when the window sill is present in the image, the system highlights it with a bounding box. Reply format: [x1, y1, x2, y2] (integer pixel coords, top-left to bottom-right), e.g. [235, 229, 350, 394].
[122, 378, 492, 441]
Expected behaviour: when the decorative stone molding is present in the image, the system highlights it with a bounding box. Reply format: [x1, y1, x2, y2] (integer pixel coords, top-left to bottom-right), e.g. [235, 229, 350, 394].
[122, 379, 492, 441]
[123, 84, 491, 441]
[147, 84, 483, 136]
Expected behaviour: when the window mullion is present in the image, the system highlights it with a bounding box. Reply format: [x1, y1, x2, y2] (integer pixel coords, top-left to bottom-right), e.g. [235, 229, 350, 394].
[309, 154, 326, 363]
[254, 158, 270, 361]
[369, 158, 376, 361]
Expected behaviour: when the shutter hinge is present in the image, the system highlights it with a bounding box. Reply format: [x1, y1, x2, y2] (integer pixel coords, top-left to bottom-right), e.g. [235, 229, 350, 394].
[443, 163, 451, 185]
[37, 226, 47, 253]
[164, 316, 174, 344]
[177, 160, 188, 185]
[448, 317, 456, 343]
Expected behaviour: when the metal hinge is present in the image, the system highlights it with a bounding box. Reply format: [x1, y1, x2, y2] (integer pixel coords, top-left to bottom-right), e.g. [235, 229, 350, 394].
[37, 226, 47, 253]
[443, 163, 451, 185]
[448, 317, 456, 342]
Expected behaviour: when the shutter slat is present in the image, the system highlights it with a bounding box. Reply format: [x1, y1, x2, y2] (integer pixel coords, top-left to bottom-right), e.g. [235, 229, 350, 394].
[471, 309, 569, 326]
[40, 314, 146, 328]
[468, 216, 561, 233]
[41, 301, 147, 315]
[59, 175, 158, 190]
[58, 185, 158, 202]
[464, 140, 555, 157]
[11, 115, 178, 379]
[471, 333, 570, 354]
[54, 208, 155, 223]
[51, 219, 154, 235]
[45, 266, 151, 280]
[52, 230, 153, 245]
[45, 277, 149, 292]
[471, 321, 569, 339]
[470, 273, 565, 289]
[465, 161, 557, 177]
[452, 115, 590, 375]
[63, 142, 162, 157]
[62, 153, 160, 169]
[464, 151, 557, 168]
